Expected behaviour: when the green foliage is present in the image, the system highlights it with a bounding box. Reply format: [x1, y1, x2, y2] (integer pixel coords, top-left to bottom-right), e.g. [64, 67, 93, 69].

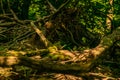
[1, 0, 120, 49]
[0, 0, 120, 79]
[29, 0, 48, 19]
[114, 0, 120, 27]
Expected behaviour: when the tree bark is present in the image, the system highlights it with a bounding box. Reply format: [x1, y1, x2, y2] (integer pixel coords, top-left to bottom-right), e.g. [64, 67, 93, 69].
[0, 27, 119, 73]
[106, 0, 114, 32]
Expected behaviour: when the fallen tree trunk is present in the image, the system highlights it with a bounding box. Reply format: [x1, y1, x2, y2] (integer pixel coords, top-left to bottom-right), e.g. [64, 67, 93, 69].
[0, 27, 120, 73]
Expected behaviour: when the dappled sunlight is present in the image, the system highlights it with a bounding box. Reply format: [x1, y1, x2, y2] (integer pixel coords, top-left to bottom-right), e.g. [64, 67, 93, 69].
[0, 56, 19, 66]
[0, 67, 13, 77]
[6, 50, 26, 56]
[0, 0, 120, 79]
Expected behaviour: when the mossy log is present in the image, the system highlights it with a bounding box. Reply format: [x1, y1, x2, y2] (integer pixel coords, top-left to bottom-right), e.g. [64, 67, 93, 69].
[0, 27, 120, 73]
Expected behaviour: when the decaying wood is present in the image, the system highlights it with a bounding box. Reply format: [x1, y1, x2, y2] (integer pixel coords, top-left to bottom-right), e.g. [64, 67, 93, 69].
[30, 21, 52, 48]
[0, 5, 119, 73]
[0, 27, 119, 73]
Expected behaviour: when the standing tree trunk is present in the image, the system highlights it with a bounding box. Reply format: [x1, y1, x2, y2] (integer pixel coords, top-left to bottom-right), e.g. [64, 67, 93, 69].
[106, 0, 114, 32]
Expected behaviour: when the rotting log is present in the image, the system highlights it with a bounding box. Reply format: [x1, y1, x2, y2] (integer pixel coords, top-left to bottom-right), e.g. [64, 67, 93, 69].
[0, 27, 119, 73]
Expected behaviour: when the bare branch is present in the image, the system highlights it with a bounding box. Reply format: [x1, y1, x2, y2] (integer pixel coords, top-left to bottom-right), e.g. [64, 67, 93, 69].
[46, 0, 57, 13]
[0, 22, 16, 27]
[30, 21, 52, 48]
[7, 0, 25, 24]
[57, 0, 71, 13]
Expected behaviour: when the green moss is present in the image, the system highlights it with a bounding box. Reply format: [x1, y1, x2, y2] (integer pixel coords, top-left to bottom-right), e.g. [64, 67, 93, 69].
[51, 54, 60, 60]
[102, 37, 113, 46]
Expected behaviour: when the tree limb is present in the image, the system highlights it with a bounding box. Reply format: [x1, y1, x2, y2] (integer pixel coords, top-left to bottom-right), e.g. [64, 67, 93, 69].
[30, 21, 52, 48]
[46, 0, 57, 13]
[0, 27, 119, 73]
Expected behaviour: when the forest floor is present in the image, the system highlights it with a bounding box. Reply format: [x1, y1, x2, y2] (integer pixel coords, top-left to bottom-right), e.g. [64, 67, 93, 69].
[0, 41, 120, 80]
